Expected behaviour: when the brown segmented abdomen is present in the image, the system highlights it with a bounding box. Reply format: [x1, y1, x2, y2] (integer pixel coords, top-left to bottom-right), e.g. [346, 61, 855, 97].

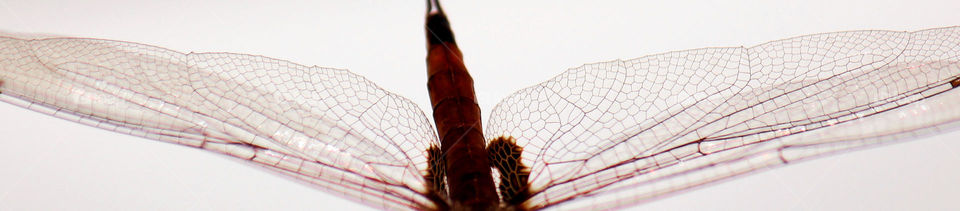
[424, 4, 500, 210]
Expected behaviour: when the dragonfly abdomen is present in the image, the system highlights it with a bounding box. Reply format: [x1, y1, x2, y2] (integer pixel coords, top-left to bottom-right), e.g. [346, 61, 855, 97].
[424, 3, 500, 210]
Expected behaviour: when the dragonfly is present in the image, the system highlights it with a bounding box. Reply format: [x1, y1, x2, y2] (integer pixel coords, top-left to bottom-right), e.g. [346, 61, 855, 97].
[2, 0, 960, 210]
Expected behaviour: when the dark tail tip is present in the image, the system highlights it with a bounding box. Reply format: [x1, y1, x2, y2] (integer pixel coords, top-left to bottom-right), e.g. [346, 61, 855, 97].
[425, 1, 456, 45]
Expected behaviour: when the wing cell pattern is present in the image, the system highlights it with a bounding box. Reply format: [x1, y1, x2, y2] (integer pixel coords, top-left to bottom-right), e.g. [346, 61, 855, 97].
[3, 26, 960, 211]
[486, 26, 960, 210]
[0, 37, 439, 210]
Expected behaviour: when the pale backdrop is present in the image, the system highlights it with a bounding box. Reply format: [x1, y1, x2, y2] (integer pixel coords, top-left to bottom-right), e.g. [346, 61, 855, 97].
[1, 0, 959, 210]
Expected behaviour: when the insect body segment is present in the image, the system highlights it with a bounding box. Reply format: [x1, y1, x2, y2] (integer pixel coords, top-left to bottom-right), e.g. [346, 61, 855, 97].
[424, 1, 500, 209]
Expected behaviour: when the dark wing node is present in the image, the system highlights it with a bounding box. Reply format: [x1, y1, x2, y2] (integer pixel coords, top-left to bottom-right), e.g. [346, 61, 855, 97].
[488, 136, 532, 207]
[423, 144, 450, 210]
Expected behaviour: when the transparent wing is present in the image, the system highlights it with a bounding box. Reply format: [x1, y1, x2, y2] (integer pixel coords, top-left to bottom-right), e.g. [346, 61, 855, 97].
[486, 26, 960, 210]
[0, 37, 438, 210]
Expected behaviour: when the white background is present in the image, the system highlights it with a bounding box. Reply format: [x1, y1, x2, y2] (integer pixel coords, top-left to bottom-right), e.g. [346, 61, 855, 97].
[1, 0, 959, 210]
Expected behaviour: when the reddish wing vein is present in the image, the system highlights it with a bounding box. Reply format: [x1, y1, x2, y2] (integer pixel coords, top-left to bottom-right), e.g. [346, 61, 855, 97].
[485, 26, 960, 210]
[0, 37, 439, 210]
[2, 26, 960, 211]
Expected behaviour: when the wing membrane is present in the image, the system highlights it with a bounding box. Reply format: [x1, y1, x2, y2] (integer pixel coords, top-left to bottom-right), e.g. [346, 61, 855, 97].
[485, 26, 960, 210]
[0, 37, 438, 210]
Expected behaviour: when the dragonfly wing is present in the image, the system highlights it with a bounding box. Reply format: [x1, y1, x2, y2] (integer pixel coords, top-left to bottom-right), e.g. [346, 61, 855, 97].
[0, 37, 438, 210]
[486, 26, 960, 210]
